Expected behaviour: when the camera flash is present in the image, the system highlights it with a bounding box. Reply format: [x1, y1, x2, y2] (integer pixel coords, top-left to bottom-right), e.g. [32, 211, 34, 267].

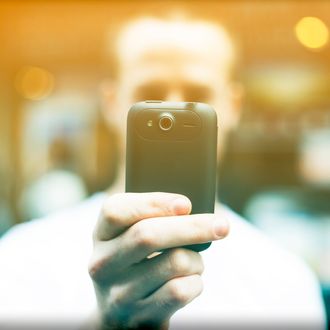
[147, 120, 153, 127]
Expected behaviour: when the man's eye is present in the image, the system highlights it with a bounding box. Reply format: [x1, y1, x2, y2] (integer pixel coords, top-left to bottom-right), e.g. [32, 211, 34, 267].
[134, 85, 167, 102]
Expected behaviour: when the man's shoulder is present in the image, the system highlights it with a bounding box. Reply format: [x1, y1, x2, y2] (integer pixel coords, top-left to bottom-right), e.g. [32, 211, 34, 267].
[0, 194, 105, 323]
[188, 204, 326, 327]
[208, 203, 320, 290]
[1, 193, 105, 246]
[212, 203, 306, 261]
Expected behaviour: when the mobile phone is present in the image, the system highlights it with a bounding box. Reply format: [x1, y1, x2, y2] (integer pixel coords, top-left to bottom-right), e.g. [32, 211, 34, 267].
[125, 101, 217, 251]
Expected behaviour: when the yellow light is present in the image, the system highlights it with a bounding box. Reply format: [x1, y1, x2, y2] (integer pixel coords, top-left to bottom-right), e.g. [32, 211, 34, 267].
[15, 66, 55, 100]
[295, 17, 329, 50]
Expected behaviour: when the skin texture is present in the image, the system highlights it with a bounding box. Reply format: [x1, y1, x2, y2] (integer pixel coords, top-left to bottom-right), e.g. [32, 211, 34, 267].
[89, 17, 240, 329]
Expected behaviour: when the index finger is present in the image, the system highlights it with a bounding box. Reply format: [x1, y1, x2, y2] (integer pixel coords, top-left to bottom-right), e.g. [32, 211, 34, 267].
[95, 192, 192, 241]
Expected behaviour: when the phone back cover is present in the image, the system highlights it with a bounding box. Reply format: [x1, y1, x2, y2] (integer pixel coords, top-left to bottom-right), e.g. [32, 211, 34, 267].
[126, 101, 217, 251]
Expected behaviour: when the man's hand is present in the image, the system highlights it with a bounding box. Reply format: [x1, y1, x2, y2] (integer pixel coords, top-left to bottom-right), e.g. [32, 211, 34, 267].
[88, 192, 229, 329]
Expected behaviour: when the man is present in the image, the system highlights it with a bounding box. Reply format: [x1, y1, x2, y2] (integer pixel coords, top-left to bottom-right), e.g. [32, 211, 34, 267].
[0, 16, 326, 330]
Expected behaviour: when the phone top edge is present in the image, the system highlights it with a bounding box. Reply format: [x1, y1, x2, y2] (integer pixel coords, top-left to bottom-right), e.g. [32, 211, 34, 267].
[128, 101, 217, 123]
[129, 100, 215, 111]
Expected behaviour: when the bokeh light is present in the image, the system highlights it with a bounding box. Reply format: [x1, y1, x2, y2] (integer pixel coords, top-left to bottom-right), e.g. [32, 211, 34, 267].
[15, 66, 55, 100]
[295, 16, 329, 50]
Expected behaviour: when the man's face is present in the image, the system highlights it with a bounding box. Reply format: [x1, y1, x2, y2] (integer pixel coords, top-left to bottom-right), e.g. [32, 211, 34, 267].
[105, 33, 240, 156]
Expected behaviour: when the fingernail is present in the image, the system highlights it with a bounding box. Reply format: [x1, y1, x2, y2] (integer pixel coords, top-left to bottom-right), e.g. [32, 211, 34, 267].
[213, 218, 229, 238]
[172, 196, 191, 215]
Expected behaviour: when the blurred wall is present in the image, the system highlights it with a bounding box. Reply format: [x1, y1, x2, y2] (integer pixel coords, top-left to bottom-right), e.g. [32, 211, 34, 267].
[0, 0, 329, 223]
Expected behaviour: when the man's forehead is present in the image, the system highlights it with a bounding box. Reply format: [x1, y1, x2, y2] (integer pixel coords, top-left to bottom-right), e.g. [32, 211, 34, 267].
[132, 45, 223, 65]
[120, 49, 229, 87]
[116, 18, 234, 76]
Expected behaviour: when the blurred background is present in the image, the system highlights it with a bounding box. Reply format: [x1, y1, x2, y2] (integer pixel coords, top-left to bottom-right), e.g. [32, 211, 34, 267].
[0, 0, 329, 323]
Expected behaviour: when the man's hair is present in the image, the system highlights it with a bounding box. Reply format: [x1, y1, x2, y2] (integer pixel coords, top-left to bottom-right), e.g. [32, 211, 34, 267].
[106, 14, 238, 80]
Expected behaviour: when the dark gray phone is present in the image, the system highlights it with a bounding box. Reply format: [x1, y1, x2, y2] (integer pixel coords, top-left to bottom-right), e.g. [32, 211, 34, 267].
[125, 101, 217, 251]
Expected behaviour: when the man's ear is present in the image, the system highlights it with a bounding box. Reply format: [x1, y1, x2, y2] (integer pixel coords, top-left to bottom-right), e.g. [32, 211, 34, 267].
[228, 81, 244, 129]
[99, 78, 119, 128]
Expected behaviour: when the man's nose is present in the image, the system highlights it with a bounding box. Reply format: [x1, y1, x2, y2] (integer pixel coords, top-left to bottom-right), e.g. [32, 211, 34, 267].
[165, 89, 184, 102]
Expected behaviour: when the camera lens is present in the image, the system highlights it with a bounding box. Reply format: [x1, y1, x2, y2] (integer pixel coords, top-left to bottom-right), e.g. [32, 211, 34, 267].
[159, 114, 174, 131]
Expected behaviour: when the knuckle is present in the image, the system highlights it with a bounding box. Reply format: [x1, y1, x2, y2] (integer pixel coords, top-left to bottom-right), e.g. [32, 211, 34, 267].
[149, 194, 172, 214]
[88, 249, 116, 282]
[167, 279, 192, 306]
[88, 257, 103, 280]
[191, 217, 206, 237]
[167, 276, 203, 306]
[189, 215, 214, 242]
[131, 222, 156, 250]
[167, 249, 192, 275]
[108, 286, 129, 309]
[102, 193, 125, 226]
[194, 275, 204, 297]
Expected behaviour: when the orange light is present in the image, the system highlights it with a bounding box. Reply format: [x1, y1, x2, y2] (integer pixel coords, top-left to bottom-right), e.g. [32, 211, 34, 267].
[295, 16, 329, 50]
[15, 66, 55, 100]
